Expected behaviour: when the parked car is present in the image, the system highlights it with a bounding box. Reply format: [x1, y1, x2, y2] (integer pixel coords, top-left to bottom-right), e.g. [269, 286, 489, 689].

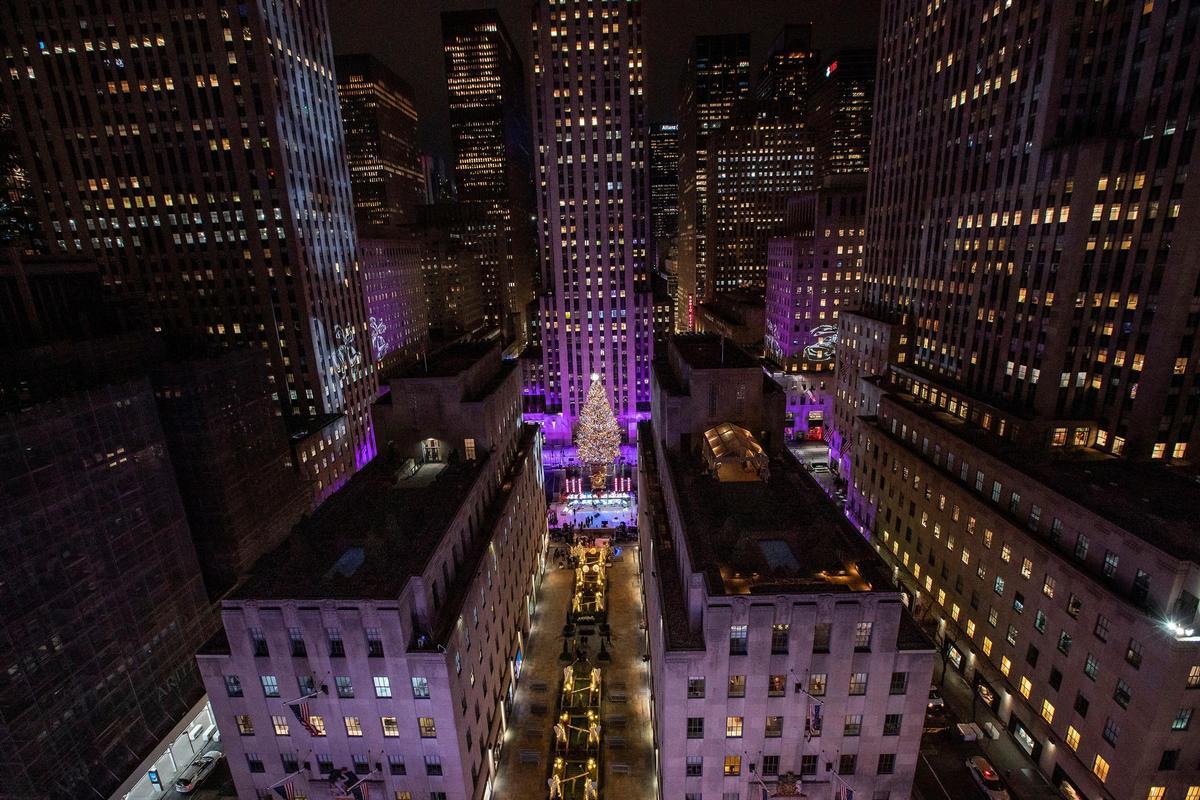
[966, 755, 1009, 800]
[812, 462, 830, 473]
[175, 750, 223, 794]
[927, 687, 945, 710]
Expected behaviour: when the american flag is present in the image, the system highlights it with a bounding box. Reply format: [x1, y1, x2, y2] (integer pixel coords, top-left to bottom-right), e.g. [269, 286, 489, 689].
[287, 700, 322, 736]
[270, 779, 296, 800]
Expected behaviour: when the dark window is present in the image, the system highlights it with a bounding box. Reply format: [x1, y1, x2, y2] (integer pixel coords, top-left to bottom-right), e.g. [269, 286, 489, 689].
[686, 718, 704, 738]
[839, 754, 857, 775]
[889, 671, 909, 695]
[1026, 644, 1040, 667]
[328, 629, 345, 657]
[1074, 692, 1090, 717]
[224, 675, 243, 697]
[1125, 639, 1143, 669]
[367, 628, 384, 658]
[1159, 749, 1179, 771]
[877, 753, 896, 775]
[813, 622, 832, 653]
[388, 756, 406, 775]
[800, 755, 818, 776]
[762, 755, 780, 776]
[883, 714, 903, 736]
[1114, 679, 1132, 709]
[1049, 667, 1063, 691]
[246, 754, 265, 774]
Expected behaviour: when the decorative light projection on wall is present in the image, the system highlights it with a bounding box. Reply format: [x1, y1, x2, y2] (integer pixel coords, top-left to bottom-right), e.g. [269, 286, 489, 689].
[803, 324, 838, 363]
[369, 316, 388, 361]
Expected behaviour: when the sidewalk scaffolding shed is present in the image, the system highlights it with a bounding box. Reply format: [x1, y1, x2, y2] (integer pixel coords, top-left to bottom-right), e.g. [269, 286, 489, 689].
[703, 422, 769, 482]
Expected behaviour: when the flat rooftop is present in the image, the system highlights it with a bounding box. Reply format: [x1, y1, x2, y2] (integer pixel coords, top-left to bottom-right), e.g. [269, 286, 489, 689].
[670, 333, 761, 370]
[234, 447, 498, 602]
[397, 340, 497, 378]
[666, 448, 889, 596]
[885, 393, 1200, 563]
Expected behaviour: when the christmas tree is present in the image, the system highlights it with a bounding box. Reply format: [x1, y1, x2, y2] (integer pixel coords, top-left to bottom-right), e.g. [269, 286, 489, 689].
[575, 373, 621, 490]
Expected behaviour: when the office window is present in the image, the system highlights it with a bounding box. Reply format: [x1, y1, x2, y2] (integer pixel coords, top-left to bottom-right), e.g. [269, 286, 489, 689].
[317, 755, 333, 774]
[1147, 789, 1166, 800]
[844, 714, 863, 736]
[425, 755, 443, 776]
[366, 628, 384, 658]
[1066, 726, 1080, 751]
[877, 753, 896, 775]
[809, 673, 827, 696]
[388, 755, 406, 775]
[855, 621, 873, 651]
[687, 717, 704, 738]
[418, 717, 437, 738]
[353, 754, 369, 775]
[1092, 755, 1110, 782]
[768, 674, 786, 697]
[687, 677, 705, 698]
[725, 716, 743, 737]
[236, 715, 254, 735]
[1084, 654, 1099, 680]
[884, 713, 903, 736]
[800, 755, 818, 776]
[1172, 708, 1193, 731]
[724, 755, 742, 776]
[771, 624, 790, 654]
[849, 673, 868, 695]
[412, 676, 431, 699]
[327, 628, 344, 657]
[1126, 639, 1143, 669]
[335, 676, 354, 698]
[813, 622, 832, 652]
[249, 627, 268, 657]
[1034, 610, 1047, 632]
[1019, 677, 1032, 698]
[224, 675, 243, 697]
[765, 715, 783, 737]
[1058, 631, 1072, 655]
[1043, 575, 1056, 598]
[1114, 679, 1131, 708]
[298, 675, 315, 696]
[729, 625, 748, 655]
[685, 755, 703, 777]
[308, 715, 326, 736]
[889, 672, 909, 695]
[727, 675, 746, 697]
[288, 628, 306, 657]
[1041, 700, 1055, 724]
[762, 755, 780, 776]
[260, 675, 279, 698]
[271, 715, 289, 736]
[1160, 749, 1180, 771]
[1074, 692, 1090, 717]
[374, 676, 392, 698]
[344, 717, 363, 737]
[381, 716, 400, 737]
[246, 753, 265, 773]
[839, 754, 857, 775]
[1102, 717, 1119, 745]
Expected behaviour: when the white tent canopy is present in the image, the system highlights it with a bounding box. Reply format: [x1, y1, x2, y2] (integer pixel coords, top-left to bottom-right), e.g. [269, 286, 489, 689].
[703, 422, 769, 482]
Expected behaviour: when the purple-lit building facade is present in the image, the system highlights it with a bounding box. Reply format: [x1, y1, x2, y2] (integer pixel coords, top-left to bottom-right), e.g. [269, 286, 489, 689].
[765, 188, 865, 440]
[198, 344, 546, 800]
[530, 0, 653, 445]
[0, 0, 377, 503]
[359, 237, 428, 379]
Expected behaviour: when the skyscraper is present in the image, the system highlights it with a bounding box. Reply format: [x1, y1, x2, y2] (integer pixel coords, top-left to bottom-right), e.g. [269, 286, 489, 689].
[1, 0, 376, 503]
[531, 0, 652, 440]
[649, 122, 679, 265]
[336, 54, 426, 229]
[837, 2, 1200, 798]
[676, 34, 751, 329]
[810, 49, 875, 183]
[441, 9, 536, 345]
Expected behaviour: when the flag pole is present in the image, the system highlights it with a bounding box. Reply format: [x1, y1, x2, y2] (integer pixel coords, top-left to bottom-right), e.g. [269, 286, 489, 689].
[266, 770, 306, 790]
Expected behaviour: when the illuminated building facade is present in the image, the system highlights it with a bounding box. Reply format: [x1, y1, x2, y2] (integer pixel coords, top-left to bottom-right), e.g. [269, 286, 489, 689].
[336, 54, 425, 230]
[676, 34, 751, 329]
[835, 2, 1200, 798]
[531, 0, 653, 441]
[0, 0, 376, 503]
[441, 10, 536, 345]
[810, 49, 875, 183]
[200, 343, 546, 800]
[649, 122, 679, 266]
[639, 335, 935, 800]
[705, 120, 816, 299]
[359, 236, 428, 377]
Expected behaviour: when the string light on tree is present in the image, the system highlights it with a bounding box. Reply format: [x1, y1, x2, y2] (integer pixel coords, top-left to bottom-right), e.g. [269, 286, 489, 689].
[575, 373, 621, 491]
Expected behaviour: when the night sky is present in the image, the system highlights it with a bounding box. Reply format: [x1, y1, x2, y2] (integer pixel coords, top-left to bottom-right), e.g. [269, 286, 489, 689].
[329, 0, 882, 161]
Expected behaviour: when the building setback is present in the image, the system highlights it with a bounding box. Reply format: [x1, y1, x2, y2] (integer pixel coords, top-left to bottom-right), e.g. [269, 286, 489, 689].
[676, 34, 751, 329]
[639, 335, 935, 800]
[531, 0, 653, 439]
[1, 0, 376, 503]
[336, 54, 426, 230]
[834, 2, 1200, 798]
[198, 342, 546, 800]
[441, 9, 536, 345]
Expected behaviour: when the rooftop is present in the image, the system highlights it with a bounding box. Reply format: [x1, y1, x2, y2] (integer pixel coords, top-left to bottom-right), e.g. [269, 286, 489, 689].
[666, 447, 888, 596]
[397, 340, 498, 379]
[884, 392, 1200, 563]
[670, 333, 761, 370]
[233, 451, 492, 601]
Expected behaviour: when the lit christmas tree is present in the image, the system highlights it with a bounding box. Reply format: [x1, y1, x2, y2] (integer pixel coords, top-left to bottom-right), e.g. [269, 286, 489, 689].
[575, 373, 621, 491]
